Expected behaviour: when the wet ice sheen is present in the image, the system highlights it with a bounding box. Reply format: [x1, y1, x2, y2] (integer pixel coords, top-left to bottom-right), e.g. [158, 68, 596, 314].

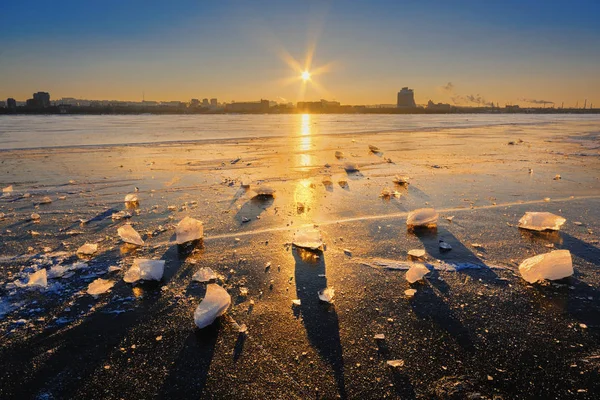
[518, 212, 566, 231]
[519, 250, 573, 283]
[123, 259, 165, 283]
[194, 284, 231, 329]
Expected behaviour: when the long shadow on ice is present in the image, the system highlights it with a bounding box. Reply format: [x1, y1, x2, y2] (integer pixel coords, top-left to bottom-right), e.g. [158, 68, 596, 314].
[409, 225, 501, 285]
[157, 320, 220, 398]
[0, 243, 201, 399]
[235, 196, 274, 224]
[293, 247, 347, 399]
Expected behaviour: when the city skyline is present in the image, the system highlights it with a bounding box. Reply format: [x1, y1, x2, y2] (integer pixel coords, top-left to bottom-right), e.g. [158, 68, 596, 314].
[1, 1, 599, 107]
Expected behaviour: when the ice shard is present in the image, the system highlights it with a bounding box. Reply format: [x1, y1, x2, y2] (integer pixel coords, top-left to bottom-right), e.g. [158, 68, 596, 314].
[123, 259, 165, 283]
[118, 224, 144, 246]
[175, 216, 204, 245]
[518, 212, 566, 231]
[194, 284, 231, 329]
[406, 208, 438, 228]
[518, 250, 573, 283]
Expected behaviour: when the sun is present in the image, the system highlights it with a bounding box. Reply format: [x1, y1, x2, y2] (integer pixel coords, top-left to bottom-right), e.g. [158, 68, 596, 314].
[301, 70, 311, 81]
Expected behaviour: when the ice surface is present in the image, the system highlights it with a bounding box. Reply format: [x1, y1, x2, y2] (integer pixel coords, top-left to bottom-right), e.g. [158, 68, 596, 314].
[48, 265, 69, 279]
[118, 224, 144, 246]
[405, 264, 430, 283]
[518, 250, 573, 283]
[192, 267, 217, 283]
[408, 249, 426, 259]
[87, 278, 115, 296]
[318, 287, 335, 303]
[124, 193, 139, 203]
[175, 216, 204, 245]
[194, 284, 231, 329]
[77, 243, 98, 255]
[406, 208, 438, 228]
[293, 228, 323, 250]
[123, 259, 165, 283]
[344, 162, 359, 172]
[518, 212, 566, 231]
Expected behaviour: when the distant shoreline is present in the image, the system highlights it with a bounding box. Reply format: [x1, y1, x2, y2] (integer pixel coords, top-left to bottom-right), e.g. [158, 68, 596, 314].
[1, 106, 599, 115]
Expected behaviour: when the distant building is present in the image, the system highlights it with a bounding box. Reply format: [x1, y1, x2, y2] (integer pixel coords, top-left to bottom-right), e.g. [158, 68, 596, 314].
[397, 87, 416, 108]
[210, 98, 218, 107]
[7, 98, 17, 109]
[225, 99, 270, 113]
[190, 99, 200, 107]
[426, 100, 451, 111]
[0, 100, 5, 108]
[202, 98, 209, 107]
[297, 99, 341, 112]
[33, 92, 51, 107]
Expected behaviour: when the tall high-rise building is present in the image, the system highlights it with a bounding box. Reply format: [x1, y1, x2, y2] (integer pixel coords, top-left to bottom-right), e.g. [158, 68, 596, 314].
[397, 87, 416, 108]
[33, 92, 51, 107]
[202, 98, 209, 106]
[7, 98, 17, 109]
[210, 98, 218, 107]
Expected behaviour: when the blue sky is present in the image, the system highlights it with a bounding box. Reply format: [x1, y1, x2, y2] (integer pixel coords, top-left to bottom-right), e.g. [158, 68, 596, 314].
[1, 0, 599, 106]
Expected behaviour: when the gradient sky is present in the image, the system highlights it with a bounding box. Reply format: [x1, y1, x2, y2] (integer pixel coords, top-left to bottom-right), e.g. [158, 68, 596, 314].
[1, 0, 599, 107]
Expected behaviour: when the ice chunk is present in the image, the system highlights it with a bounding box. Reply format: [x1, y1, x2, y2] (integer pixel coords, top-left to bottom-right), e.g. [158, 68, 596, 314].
[404, 288, 417, 298]
[124, 259, 165, 283]
[518, 212, 566, 231]
[194, 284, 231, 329]
[321, 175, 333, 185]
[318, 287, 335, 303]
[406, 264, 429, 283]
[118, 224, 144, 246]
[408, 249, 426, 259]
[238, 323, 248, 334]
[369, 144, 380, 152]
[28, 269, 48, 288]
[2, 185, 13, 193]
[387, 360, 405, 368]
[406, 208, 438, 228]
[293, 228, 323, 250]
[405, 264, 430, 283]
[553, 174, 561, 180]
[124, 193, 139, 203]
[31, 213, 41, 221]
[111, 211, 132, 220]
[48, 265, 69, 279]
[518, 250, 573, 283]
[374, 333, 385, 340]
[239, 287, 249, 296]
[108, 266, 122, 273]
[40, 196, 52, 204]
[344, 162, 359, 172]
[439, 240, 452, 252]
[254, 186, 275, 197]
[77, 243, 98, 255]
[292, 299, 301, 306]
[393, 175, 410, 185]
[335, 151, 344, 159]
[87, 278, 115, 296]
[192, 267, 217, 283]
[175, 216, 204, 244]
[380, 188, 392, 198]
